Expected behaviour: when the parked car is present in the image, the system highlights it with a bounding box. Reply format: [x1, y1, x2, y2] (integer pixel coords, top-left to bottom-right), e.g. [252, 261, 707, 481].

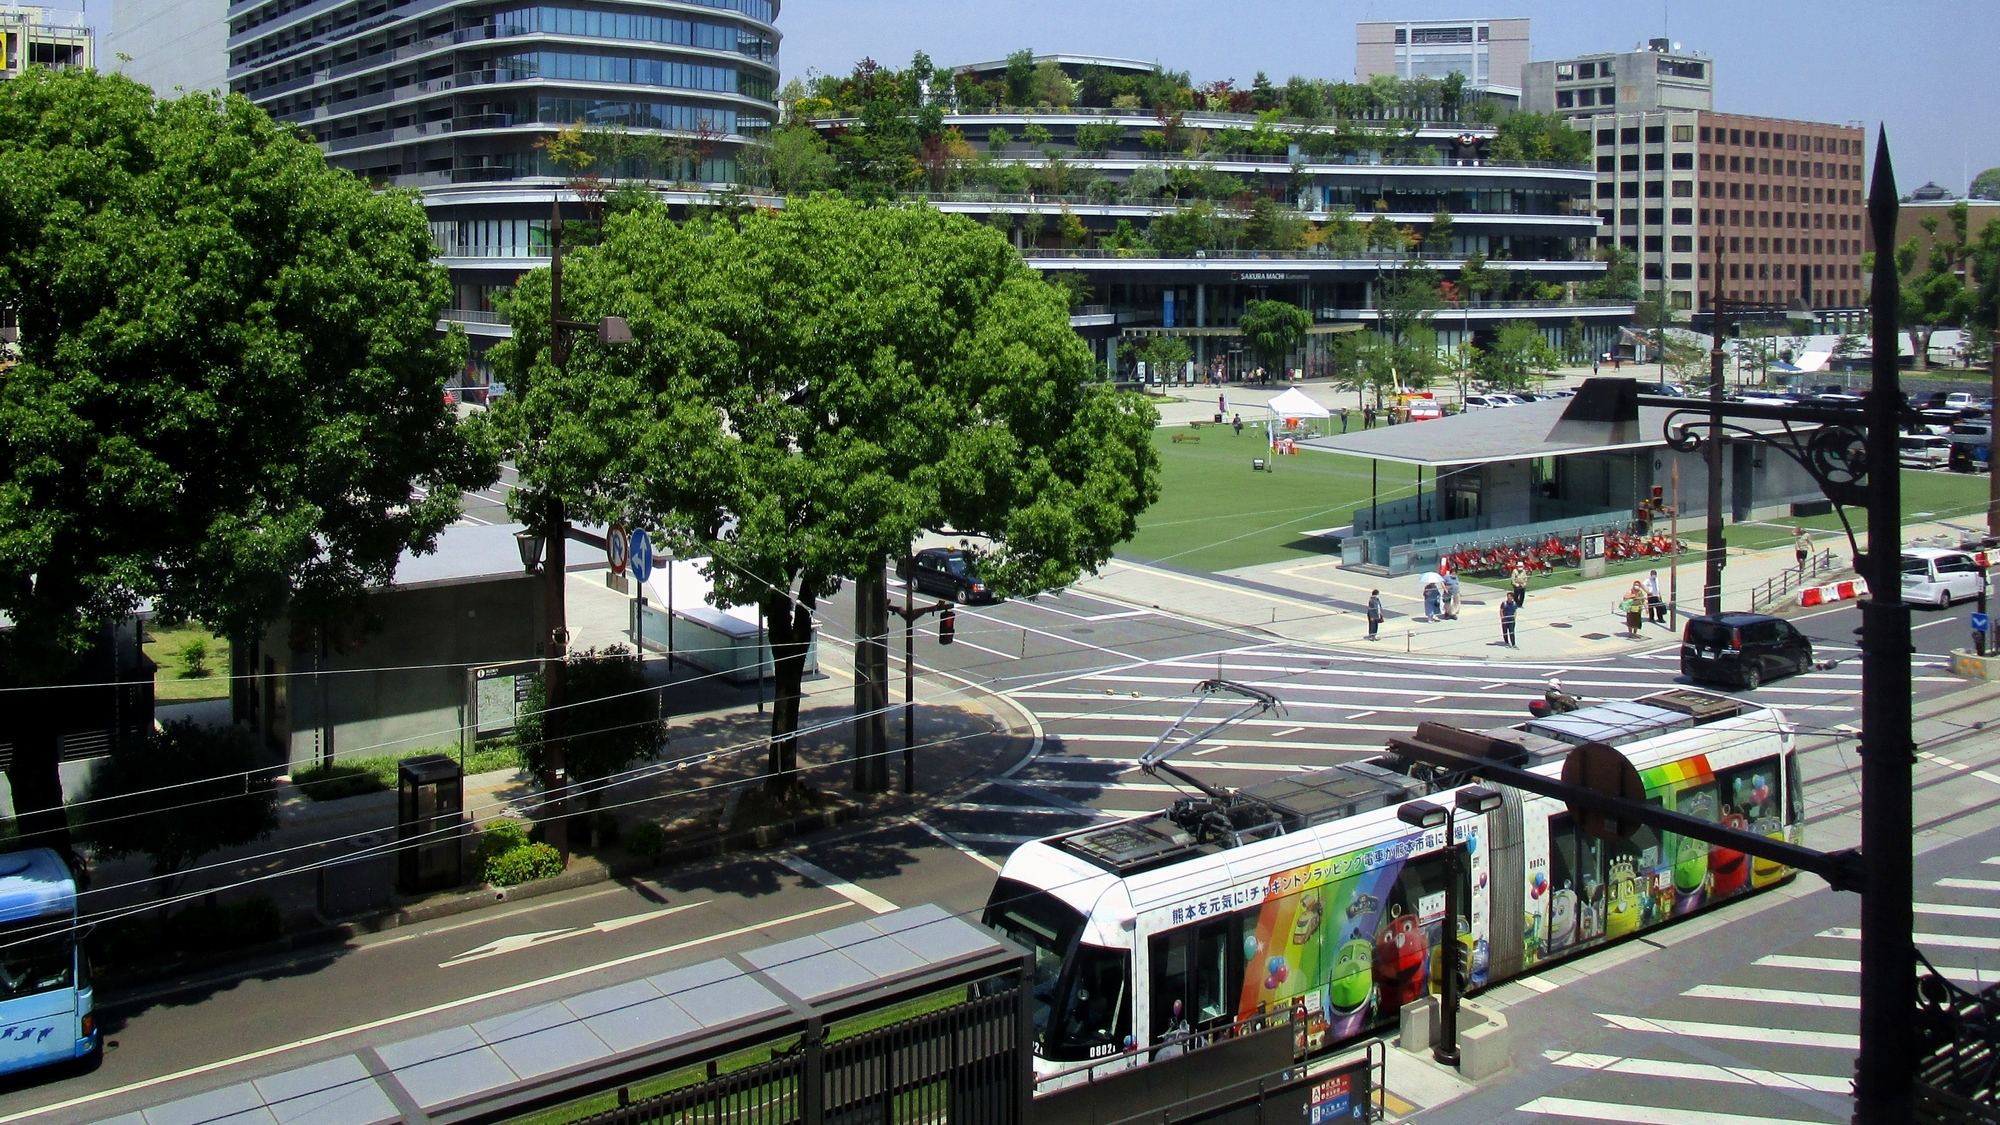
[1899, 434, 1951, 468]
[1635, 381, 1689, 397]
[1901, 547, 1989, 609]
[1462, 395, 1504, 411]
[1681, 613, 1816, 691]
[910, 547, 998, 604]
[1950, 422, 1992, 473]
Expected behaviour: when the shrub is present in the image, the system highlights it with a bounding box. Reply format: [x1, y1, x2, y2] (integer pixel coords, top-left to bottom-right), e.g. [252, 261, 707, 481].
[290, 762, 389, 802]
[485, 842, 562, 887]
[176, 637, 210, 678]
[625, 821, 669, 857]
[476, 819, 531, 870]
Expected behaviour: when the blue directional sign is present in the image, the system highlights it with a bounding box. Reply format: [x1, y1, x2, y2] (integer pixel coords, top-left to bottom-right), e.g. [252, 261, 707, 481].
[629, 529, 654, 583]
[1974, 612, 1990, 634]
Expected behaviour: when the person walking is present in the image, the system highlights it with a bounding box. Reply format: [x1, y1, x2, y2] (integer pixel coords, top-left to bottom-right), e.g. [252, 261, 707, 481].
[1645, 569, 1664, 625]
[1510, 563, 1529, 606]
[1621, 582, 1646, 639]
[1423, 580, 1442, 622]
[1367, 590, 1384, 640]
[1362, 405, 1375, 430]
[1500, 595, 1518, 648]
[1794, 528, 1812, 576]
[1443, 572, 1462, 620]
[1592, 356, 1600, 378]
[1218, 393, 1227, 419]
[1232, 412, 1244, 436]
[1339, 406, 1350, 433]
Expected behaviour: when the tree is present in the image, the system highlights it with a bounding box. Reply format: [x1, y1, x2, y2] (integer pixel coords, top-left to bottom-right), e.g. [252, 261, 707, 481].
[1132, 335, 1192, 381]
[1458, 252, 1497, 305]
[1073, 122, 1125, 156]
[1583, 244, 1640, 300]
[1897, 203, 1980, 370]
[1377, 264, 1444, 349]
[1240, 300, 1312, 375]
[1004, 49, 1036, 106]
[0, 72, 495, 849]
[1244, 198, 1307, 251]
[1423, 207, 1455, 254]
[516, 645, 665, 843]
[532, 197, 1160, 798]
[766, 123, 839, 195]
[1476, 321, 1561, 392]
[1972, 167, 2000, 202]
[1366, 205, 1404, 252]
[1030, 61, 1073, 108]
[84, 720, 277, 899]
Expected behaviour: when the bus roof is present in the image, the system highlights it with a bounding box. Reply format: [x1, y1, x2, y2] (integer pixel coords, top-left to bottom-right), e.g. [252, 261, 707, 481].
[0, 850, 75, 924]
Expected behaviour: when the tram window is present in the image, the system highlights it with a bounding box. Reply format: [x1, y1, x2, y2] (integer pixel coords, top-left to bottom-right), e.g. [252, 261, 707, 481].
[983, 878, 1084, 1037]
[1055, 945, 1131, 1055]
[1149, 931, 1192, 1045]
[1717, 757, 1781, 826]
[1150, 915, 1246, 1046]
[1546, 814, 1606, 951]
[1785, 753, 1803, 823]
[1194, 923, 1232, 1024]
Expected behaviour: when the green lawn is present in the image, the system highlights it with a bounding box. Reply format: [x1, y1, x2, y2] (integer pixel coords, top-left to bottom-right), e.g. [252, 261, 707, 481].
[1119, 421, 1992, 575]
[144, 625, 231, 701]
[1119, 426, 1416, 572]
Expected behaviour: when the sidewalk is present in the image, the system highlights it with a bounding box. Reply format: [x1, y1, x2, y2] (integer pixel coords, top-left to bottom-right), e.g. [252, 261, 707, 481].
[1081, 516, 1972, 663]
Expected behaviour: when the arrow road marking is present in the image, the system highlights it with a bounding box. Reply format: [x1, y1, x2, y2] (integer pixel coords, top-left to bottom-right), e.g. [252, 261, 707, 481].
[440, 901, 708, 968]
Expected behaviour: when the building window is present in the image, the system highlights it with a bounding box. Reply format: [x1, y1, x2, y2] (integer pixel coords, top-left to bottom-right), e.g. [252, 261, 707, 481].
[1645, 153, 1665, 171]
[1671, 263, 1693, 280]
[1786, 160, 1798, 177]
[1700, 182, 1711, 198]
[1728, 263, 1740, 280]
[1729, 237, 1741, 253]
[1699, 262, 1710, 280]
[1758, 184, 1770, 201]
[1787, 212, 1799, 228]
[1700, 126, 1713, 143]
[1786, 264, 1797, 280]
[1622, 236, 1640, 251]
[1699, 153, 1712, 171]
[1644, 262, 1663, 280]
[1729, 182, 1741, 199]
[1758, 131, 1771, 147]
[1597, 155, 1615, 172]
[1597, 236, 1614, 248]
[1622, 154, 1640, 171]
[1813, 263, 1823, 279]
[1730, 129, 1742, 145]
[1787, 238, 1799, 253]
[1787, 134, 1798, 150]
[1646, 207, 1664, 225]
[1700, 208, 1711, 224]
[1729, 209, 1741, 226]
[1578, 89, 1598, 107]
[1598, 128, 1616, 146]
[1557, 90, 1575, 108]
[1813, 136, 1824, 153]
[1597, 182, 1616, 198]
[1645, 235, 1663, 252]
[1557, 63, 1574, 80]
[1758, 264, 1770, 280]
[1674, 125, 1694, 143]
[1700, 236, 1711, 252]
[1578, 61, 1596, 79]
[1729, 155, 1741, 172]
[1671, 290, 1692, 310]
[1645, 125, 1665, 144]
[1813, 162, 1824, 179]
[1622, 208, 1639, 226]
[1760, 237, 1771, 253]
[1622, 127, 1640, 145]
[1760, 211, 1771, 227]
[1622, 182, 1640, 199]
[1672, 180, 1693, 197]
[1672, 235, 1693, 252]
[1672, 152, 1694, 170]
[1645, 181, 1664, 198]
[1671, 208, 1693, 225]
[1599, 209, 1615, 225]
[1786, 186, 1798, 203]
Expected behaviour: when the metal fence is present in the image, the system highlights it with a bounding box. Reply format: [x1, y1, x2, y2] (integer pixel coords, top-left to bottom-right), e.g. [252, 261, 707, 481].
[1748, 548, 1840, 613]
[570, 982, 1026, 1125]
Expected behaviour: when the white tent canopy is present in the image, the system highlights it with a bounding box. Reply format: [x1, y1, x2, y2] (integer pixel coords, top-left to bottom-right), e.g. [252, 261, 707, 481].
[1266, 387, 1332, 419]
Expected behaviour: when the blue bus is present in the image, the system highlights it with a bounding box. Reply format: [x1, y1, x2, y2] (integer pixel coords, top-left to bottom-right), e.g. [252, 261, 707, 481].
[0, 849, 96, 1075]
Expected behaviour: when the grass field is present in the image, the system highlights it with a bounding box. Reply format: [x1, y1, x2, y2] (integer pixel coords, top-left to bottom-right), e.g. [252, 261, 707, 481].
[1119, 422, 1992, 574]
[144, 625, 231, 701]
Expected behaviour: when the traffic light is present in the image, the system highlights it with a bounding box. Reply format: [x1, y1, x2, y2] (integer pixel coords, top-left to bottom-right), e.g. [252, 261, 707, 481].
[939, 608, 955, 646]
[1651, 486, 1665, 510]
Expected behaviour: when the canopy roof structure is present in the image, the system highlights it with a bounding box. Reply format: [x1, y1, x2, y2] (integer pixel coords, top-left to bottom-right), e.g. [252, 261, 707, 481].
[1300, 381, 1802, 468]
[1266, 387, 1332, 419]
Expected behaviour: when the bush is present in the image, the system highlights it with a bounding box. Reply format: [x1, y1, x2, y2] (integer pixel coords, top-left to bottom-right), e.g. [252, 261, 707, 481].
[290, 761, 390, 801]
[176, 637, 210, 679]
[625, 820, 669, 857]
[485, 842, 562, 887]
[476, 819, 531, 870]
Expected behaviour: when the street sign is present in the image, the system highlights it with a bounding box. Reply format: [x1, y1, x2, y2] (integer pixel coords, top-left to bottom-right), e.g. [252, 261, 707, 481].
[629, 529, 654, 583]
[606, 524, 630, 576]
[1973, 613, 1990, 634]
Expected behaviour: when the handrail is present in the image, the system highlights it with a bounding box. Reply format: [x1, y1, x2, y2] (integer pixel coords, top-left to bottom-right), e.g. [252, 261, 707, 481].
[980, 149, 1589, 173]
[1750, 547, 1841, 613]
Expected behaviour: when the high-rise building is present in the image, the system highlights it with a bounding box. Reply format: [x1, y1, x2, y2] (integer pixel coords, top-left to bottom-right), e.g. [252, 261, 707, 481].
[1523, 39, 1712, 117]
[1356, 18, 1529, 98]
[110, 0, 780, 386]
[1574, 104, 1867, 323]
[2, 4, 93, 80]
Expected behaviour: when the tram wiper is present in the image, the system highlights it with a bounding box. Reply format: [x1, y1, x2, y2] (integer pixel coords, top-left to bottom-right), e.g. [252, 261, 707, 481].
[1137, 678, 1287, 805]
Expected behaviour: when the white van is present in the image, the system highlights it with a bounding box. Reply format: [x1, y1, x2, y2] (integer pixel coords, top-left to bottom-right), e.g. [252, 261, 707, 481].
[1899, 435, 1950, 468]
[1902, 547, 1988, 609]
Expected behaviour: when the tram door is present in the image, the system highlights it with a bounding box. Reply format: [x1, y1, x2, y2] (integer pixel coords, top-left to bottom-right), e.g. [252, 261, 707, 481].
[1149, 914, 1245, 1049]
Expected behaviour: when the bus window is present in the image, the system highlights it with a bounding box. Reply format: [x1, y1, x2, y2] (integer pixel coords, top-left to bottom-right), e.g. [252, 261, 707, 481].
[1053, 945, 1130, 1059]
[0, 919, 73, 999]
[982, 878, 1083, 1039]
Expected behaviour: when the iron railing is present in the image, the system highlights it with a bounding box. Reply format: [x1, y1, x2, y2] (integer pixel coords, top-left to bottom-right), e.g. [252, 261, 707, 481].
[1749, 548, 1840, 612]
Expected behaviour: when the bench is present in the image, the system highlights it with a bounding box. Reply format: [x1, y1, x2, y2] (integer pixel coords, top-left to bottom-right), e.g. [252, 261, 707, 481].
[1172, 433, 1201, 443]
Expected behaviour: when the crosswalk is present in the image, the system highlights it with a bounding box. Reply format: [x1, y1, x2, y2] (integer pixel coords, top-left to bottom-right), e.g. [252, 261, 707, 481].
[1509, 849, 2000, 1124]
[919, 640, 1873, 863]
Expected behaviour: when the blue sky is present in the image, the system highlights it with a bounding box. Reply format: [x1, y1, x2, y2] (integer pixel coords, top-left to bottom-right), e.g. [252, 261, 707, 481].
[781, 0, 1998, 196]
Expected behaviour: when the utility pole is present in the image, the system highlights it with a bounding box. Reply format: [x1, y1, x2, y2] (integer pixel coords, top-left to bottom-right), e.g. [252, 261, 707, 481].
[1704, 238, 1727, 616]
[1854, 128, 1916, 1125]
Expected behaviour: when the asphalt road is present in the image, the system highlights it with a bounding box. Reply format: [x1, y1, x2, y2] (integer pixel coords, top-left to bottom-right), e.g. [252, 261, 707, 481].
[0, 559, 1981, 1123]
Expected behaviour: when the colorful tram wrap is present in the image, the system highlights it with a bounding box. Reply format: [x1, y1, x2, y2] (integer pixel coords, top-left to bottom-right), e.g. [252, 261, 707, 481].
[983, 691, 1799, 1083]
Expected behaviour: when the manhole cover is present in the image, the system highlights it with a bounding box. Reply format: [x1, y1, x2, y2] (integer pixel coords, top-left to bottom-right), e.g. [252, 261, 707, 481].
[1549, 622, 1573, 629]
[1582, 632, 1612, 640]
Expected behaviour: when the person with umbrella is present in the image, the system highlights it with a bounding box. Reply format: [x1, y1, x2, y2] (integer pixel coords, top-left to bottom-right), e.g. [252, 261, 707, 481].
[1421, 573, 1443, 622]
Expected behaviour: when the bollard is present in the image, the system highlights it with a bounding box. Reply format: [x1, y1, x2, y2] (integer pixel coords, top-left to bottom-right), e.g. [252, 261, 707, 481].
[1407, 630, 1414, 653]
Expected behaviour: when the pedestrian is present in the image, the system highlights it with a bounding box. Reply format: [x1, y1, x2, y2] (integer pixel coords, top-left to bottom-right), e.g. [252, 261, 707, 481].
[1592, 356, 1600, 378]
[1794, 527, 1811, 576]
[1510, 563, 1529, 606]
[1645, 569, 1664, 625]
[1363, 406, 1375, 430]
[1500, 595, 1518, 648]
[1218, 393, 1227, 418]
[1443, 572, 1462, 620]
[1232, 412, 1244, 436]
[1340, 406, 1350, 433]
[1622, 582, 1646, 639]
[1367, 589, 1384, 640]
[1423, 580, 1442, 622]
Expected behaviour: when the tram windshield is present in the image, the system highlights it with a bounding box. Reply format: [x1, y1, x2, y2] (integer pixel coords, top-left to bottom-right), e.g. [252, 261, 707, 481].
[983, 879, 1084, 1037]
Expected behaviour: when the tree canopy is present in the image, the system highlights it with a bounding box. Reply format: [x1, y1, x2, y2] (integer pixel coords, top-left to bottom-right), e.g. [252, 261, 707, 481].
[1240, 300, 1313, 374]
[501, 196, 1160, 793]
[84, 719, 277, 893]
[0, 70, 495, 845]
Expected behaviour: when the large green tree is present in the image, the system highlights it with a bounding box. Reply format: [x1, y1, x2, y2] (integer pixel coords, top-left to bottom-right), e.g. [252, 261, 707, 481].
[0, 71, 495, 848]
[1897, 202, 1981, 369]
[508, 197, 1159, 797]
[1240, 299, 1312, 375]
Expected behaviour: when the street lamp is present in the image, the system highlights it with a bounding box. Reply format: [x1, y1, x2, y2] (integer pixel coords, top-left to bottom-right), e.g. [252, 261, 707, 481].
[1400, 786, 1503, 1068]
[515, 531, 545, 575]
[536, 193, 636, 862]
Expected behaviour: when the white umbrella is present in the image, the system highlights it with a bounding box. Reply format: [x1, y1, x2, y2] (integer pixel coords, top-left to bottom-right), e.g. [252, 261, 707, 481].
[1420, 571, 1444, 588]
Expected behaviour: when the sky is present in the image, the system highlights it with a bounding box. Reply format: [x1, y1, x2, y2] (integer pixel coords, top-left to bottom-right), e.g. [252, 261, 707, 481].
[780, 0, 1999, 197]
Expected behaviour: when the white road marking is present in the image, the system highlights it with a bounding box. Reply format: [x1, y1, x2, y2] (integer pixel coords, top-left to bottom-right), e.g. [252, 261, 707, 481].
[1935, 878, 2000, 893]
[1515, 975, 1561, 994]
[1271, 726, 1307, 737]
[0, 902, 854, 1125]
[1544, 1050, 1851, 1094]
[950, 832, 1040, 846]
[1821, 925, 2000, 951]
[1034, 754, 1314, 773]
[1917, 902, 2000, 920]
[907, 817, 1003, 872]
[1974, 771, 2000, 786]
[440, 901, 709, 967]
[1752, 954, 1990, 987]
[1518, 1094, 1845, 1125]
[1045, 735, 1375, 753]
[1681, 984, 1857, 1009]
[948, 636, 1020, 661]
[1346, 711, 1378, 720]
[777, 856, 898, 914]
[1414, 695, 1445, 704]
[940, 802, 1106, 817]
[1596, 1012, 1858, 1050]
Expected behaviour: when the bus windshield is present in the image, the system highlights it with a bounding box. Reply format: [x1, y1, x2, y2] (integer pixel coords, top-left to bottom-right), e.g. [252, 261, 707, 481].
[983, 879, 1083, 1038]
[0, 917, 73, 1000]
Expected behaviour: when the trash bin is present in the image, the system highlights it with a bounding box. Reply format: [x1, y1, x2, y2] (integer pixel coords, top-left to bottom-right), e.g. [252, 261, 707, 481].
[398, 755, 464, 894]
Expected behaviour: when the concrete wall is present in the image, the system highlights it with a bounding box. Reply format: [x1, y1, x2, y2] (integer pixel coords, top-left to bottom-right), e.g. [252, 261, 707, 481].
[108, 0, 228, 97]
[254, 577, 544, 771]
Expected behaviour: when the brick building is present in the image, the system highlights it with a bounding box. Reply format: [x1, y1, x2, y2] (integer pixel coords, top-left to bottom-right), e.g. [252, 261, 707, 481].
[1696, 112, 1868, 314]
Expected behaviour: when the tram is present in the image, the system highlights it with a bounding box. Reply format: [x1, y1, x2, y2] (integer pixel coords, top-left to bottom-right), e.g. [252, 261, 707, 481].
[982, 688, 1800, 1083]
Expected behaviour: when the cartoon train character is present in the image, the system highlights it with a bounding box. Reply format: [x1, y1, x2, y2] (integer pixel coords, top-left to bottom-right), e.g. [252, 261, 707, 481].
[1709, 806, 1751, 898]
[1604, 857, 1641, 938]
[1372, 905, 1430, 1009]
[1546, 883, 1578, 953]
[1291, 894, 1325, 946]
[1579, 874, 1604, 941]
[1328, 930, 1375, 1016]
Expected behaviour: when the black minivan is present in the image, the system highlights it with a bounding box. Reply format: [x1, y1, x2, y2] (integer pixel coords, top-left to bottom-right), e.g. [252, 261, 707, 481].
[1680, 613, 1815, 690]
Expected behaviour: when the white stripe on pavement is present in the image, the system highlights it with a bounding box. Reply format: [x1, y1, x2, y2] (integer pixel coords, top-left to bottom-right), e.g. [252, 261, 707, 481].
[1820, 926, 2000, 951]
[950, 832, 1041, 847]
[1546, 1050, 1851, 1094]
[1045, 735, 1377, 753]
[907, 817, 1003, 872]
[777, 856, 898, 915]
[940, 802, 1108, 817]
[1754, 954, 1993, 987]
[1680, 985, 1857, 1010]
[1597, 1012, 1859, 1050]
[1917, 902, 2000, 920]
[1933, 878, 2000, 892]
[1033, 753, 1315, 772]
[1517, 1095, 1843, 1125]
